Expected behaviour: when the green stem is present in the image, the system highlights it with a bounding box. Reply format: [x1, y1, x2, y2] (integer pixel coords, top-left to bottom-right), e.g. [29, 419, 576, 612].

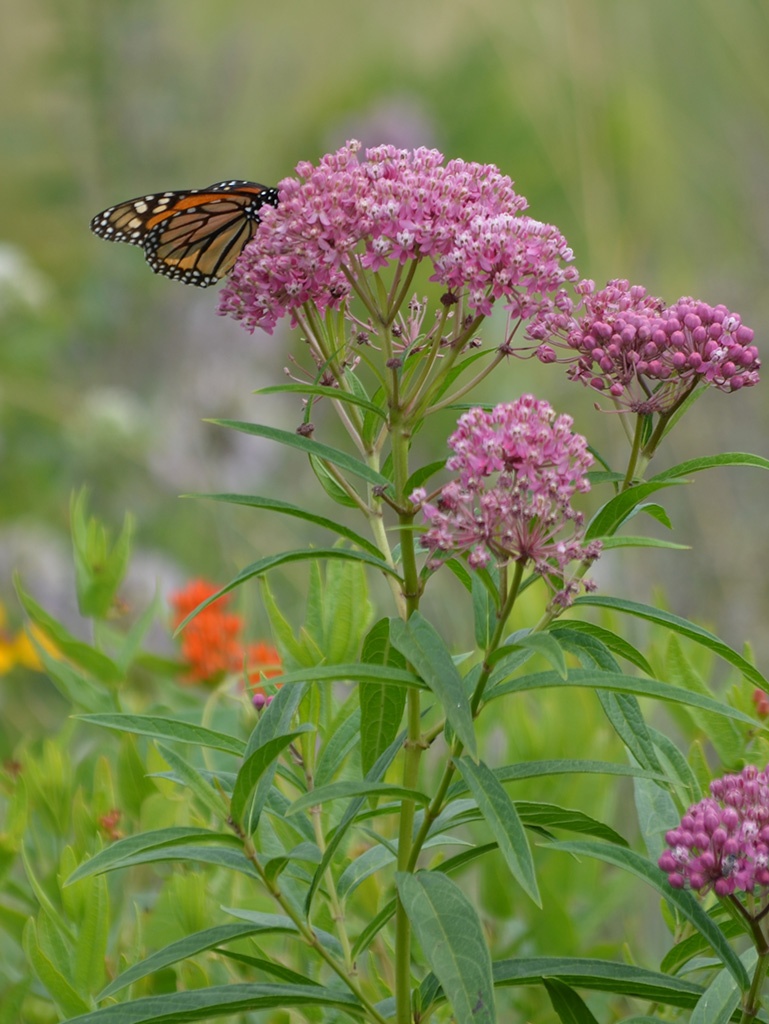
[424, 349, 506, 418]
[388, 393, 425, 1024]
[622, 414, 645, 490]
[387, 259, 419, 324]
[406, 560, 524, 871]
[238, 832, 388, 1024]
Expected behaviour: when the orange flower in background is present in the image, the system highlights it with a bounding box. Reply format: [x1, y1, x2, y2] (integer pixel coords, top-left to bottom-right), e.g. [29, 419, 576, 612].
[169, 580, 282, 698]
[170, 580, 245, 683]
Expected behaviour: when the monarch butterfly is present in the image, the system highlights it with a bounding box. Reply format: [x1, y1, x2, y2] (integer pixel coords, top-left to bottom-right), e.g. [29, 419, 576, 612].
[90, 180, 279, 287]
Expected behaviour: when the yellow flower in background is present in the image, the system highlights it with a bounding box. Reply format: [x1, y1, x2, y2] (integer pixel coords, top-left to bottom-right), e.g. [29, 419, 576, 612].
[0, 603, 49, 674]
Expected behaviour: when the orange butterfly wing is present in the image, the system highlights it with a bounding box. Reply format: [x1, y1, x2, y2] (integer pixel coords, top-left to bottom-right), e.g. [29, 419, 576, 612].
[90, 181, 278, 287]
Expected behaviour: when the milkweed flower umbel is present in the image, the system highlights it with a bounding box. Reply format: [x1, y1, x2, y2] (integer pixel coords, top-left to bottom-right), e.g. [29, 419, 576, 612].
[528, 279, 759, 413]
[218, 141, 578, 334]
[411, 396, 602, 607]
[659, 765, 769, 897]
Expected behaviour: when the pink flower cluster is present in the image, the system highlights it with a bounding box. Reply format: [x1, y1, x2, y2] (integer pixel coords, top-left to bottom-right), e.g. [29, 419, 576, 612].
[659, 765, 769, 897]
[411, 396, 602, 606]
[529, 279, 759, 413]
[219, 141, 578, 334]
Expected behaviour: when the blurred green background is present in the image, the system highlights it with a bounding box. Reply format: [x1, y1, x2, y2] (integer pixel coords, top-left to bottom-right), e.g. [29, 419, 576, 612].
[2, 0, 769, 653]
[2, 2, 769, 1019]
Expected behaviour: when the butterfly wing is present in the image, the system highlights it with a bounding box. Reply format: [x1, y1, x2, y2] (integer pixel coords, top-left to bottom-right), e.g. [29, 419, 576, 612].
[90, 181, 278, 287]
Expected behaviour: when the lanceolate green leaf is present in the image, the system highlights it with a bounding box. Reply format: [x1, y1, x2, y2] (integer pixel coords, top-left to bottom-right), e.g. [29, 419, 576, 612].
[390, 612, 477, 759]
[175, 550, 403, 633]
[304, 729, 405, 917]
[455, 758, 540, 906]
[287, 781, 431, 817]
[230, 727, 315, 826]
[210, 419, 390, 487]
[359, 618, 408, 776]
[543, 977, 601, 1024]
[154, 743, 226, 819]
[649, 452, 769, 482]
[398, 957, 706, 1022]
[254, 382, 387, 418]
[251, 663, 424, 691]
[59, 983, 365, 1023]
[75, 714, 246, 756]
[396, 871, 496, 1024]
[189, 492, 384, 557]
[548, 621, 654, 676]
[97, 923, 285, 1000]
[66, 828, 241, 885]
[598, 535, 690, 551]
[22, 919, 91, 1019]
[487, 668, 759, 726]
[15, 575, 122, 684]
[445, 759, 667, 802]
[572, 595, 768, 690]
[545, 841, 749, 990]
[584, 480, 683, 541]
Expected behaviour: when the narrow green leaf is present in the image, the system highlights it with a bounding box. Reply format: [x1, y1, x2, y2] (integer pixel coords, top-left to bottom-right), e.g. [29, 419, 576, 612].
[71, 489, 134, 619]
[511, 633, 568, 679]
[573, 594, 768, 690]
[288, 780, 430, 816]
[73, 873, 108, 994]
[155, 743, 226, 819]
[390, 612, 477, 759]
[664, 634, 742, 764]
[488, 668, 760, 726]
[60, 983, 364, 1023]
[546, 841, 749, 990]
[211, 419, 390, 486]
[66, 828, 240, 885]
[242, 682, 308, 834]
[305, 729, 405, 916]
[98, 923, 275, 1000]
[396, 871, 495, 1024]
[689, 950, 755, 1024]
[490, 956, 704, 1005]
[544, 977, 601, 1024]
[175, 549, 403, 633]
[190, 492, 383, 557]
[322, 557, 372, 664]
[230, 727, 314, 826]
[75, 714, 245, 755]
[599, 535, 690, 550]
[31, 643, 115, 713]
[455, 758, 540, 905]
[359, 618, 407, 776]
[649, 452, 769, 482]
[21, 844, 75, 941]
[253, 662, 424, 690]
[446, 759, 667, 802]
[15, 574, 122, 684]
[254, 381, 387, 418]
[314, 705, 362, 788]
[115, 589, 162, 675]
[222, 908, 343, 956]
[309, 453, 363, 507]
[549, 621, 653, 676]
[515, 802, 628, 847]
[22, 918, 90, 1018]
[585, 480, 682, 541]
[405, 459, 448, 495]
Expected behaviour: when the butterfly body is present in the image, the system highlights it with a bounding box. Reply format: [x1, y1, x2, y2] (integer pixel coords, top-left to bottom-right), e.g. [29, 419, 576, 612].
[90, 180, 279, 287]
